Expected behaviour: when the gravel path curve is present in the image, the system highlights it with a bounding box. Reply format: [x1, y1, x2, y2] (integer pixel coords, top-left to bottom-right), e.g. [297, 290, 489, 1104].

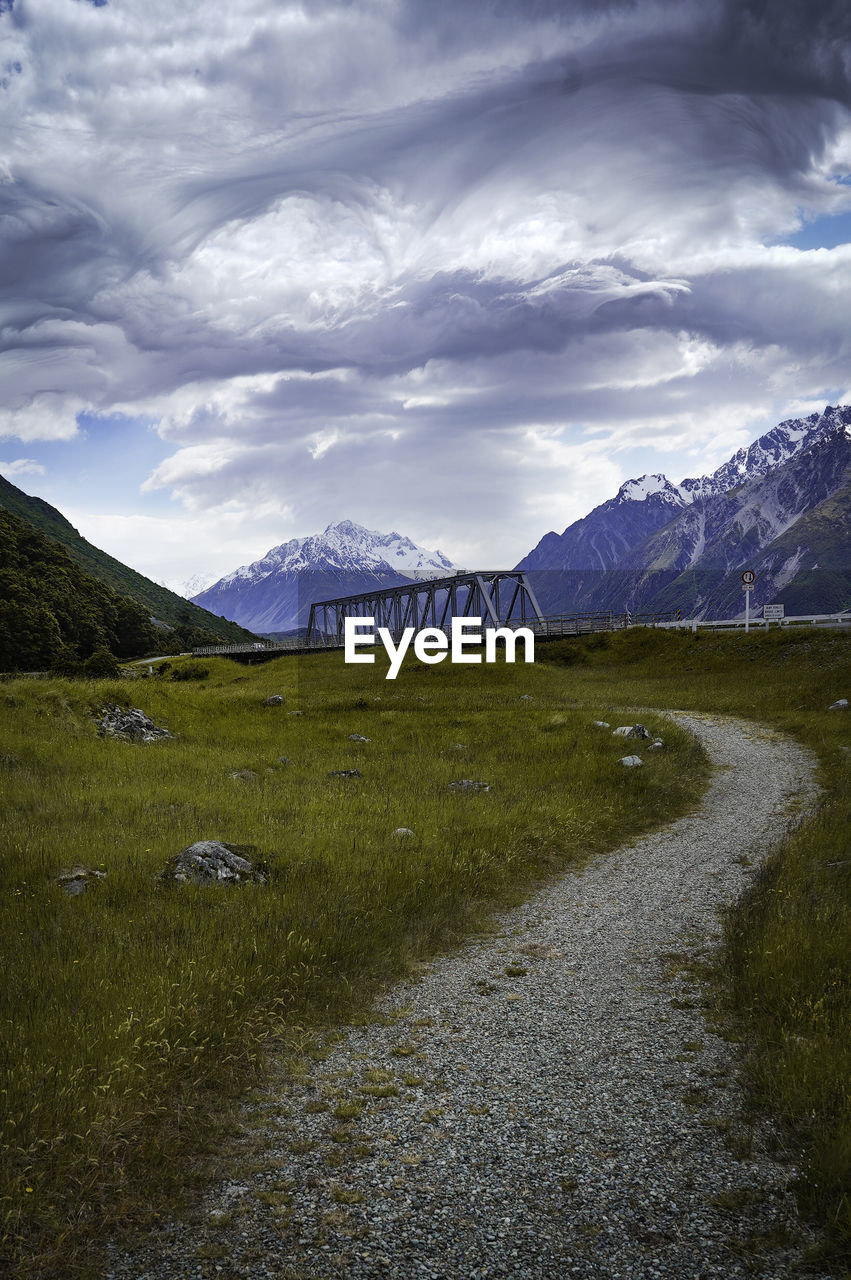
[107, 712, 831, 1280]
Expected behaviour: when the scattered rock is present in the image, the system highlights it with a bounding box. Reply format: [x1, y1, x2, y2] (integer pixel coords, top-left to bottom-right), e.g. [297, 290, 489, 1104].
[619, 755, 643, 768]
[613, 724, 652, 740]
[591, 721, 611, 729]
[453, 743, 468, 752]
[348, 734, 370, 742]
[288, 710, 304, 717]
[649, 739, 665, 750]
[393, 827, 415, 838]
[159, 841, 267, 885]
[56, 865, 106, 896]
[229, 769, 259, 782]
[277, 755, 292, 765]
[264, 694, 285, 706]
[828, 698, 848, 711]
[97, 704, 171, 743]
[328, 769, 362, 779]
[519, 694, 534, 701]
[448, 779, 491, 792]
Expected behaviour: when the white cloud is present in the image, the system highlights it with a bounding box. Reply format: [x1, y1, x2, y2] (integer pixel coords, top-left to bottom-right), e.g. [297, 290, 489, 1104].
[0, 457, 46, 478]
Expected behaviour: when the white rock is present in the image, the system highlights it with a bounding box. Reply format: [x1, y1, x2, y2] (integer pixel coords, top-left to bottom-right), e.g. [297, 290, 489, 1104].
[619, 755, 643, 768]
[828, 699, 848, 710]
[592, 721, 611, 729]
[349, 733, 371, 742]
[393, 827, 415, 838]
[613, 724, 652, 739]
[649, 739, 665, 749]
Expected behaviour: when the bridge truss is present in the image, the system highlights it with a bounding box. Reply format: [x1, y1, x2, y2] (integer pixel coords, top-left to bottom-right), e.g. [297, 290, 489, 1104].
[305, 570, 545, 646]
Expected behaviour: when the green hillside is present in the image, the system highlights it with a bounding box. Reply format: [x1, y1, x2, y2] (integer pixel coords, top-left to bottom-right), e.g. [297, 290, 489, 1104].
[0, 474, 253, 643]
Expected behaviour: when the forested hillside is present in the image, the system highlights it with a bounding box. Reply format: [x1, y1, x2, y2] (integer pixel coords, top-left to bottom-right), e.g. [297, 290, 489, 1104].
[0, 509, 227, 672]
[0, 474, 252, 643]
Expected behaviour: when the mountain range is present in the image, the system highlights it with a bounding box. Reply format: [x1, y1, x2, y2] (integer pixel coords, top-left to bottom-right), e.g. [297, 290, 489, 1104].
[192, 521, 458, 633]
[517, 404, 851, 619]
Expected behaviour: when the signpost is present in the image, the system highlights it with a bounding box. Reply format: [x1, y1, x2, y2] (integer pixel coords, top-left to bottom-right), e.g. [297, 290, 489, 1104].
[763, 603, 785, 623]
[741, 569, 755, 633]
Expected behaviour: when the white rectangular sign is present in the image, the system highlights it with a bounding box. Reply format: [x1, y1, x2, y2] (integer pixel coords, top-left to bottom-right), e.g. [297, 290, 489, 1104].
[763, 603, 785, 620]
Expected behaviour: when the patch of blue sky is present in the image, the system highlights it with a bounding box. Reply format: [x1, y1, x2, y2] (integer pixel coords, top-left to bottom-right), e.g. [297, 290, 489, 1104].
[782, 208, 851, 251]
[5, 412, 173, 516]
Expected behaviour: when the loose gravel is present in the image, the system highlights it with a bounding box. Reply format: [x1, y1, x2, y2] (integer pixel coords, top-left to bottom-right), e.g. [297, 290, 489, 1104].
[106, 713, 833, 1280]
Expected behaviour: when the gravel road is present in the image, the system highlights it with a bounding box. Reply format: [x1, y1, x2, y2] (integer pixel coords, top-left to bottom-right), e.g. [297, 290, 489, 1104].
[107, 712, 832, 1280]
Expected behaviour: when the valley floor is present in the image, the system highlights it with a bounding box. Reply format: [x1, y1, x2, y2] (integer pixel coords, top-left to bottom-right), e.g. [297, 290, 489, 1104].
[105, 713, 834, 1280]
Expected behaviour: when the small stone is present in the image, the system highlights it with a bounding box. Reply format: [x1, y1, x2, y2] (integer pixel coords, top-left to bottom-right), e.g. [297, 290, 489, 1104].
[591, 721, 611, 729]
[448, 779, 491, 792]
[613, 724, 652, 739]
[97, 704, 171, 743]
[277, 755, 292, 765]
[264, 694, 285, 706]
[649, 739, 665, 749]
[828, 698, 848, 710]
[519, 694, 534, 701]
[328, 769, 363, 778]
[160, 841, 265, 886]
[56, 865, 106, 896]
[349, 734, 371, 742]
[288, 710, 304, 717]
[619, 755, 643, 767]
[229, 769, 259, 781]
[393, 827, 415, 838]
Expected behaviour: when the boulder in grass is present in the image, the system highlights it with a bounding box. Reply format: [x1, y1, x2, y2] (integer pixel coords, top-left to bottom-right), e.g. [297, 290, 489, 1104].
[264, 694, 285, 707]
[160, 841, 267, 886]
[349, 734, 370, 742]
[612, 724, 652, 740]
[591, 721, 611, 729]
[649, 739, 665, 750]
[98, 704, 171, 743]
[828, 699, 848, 711]
[328, 768, 362, 779]
[57, 865, 106, 896]
[230, 769, 259, 782]
[619, 755, 643, 768]
[393, 827, 415, 838]
[448, 779, 491, 792]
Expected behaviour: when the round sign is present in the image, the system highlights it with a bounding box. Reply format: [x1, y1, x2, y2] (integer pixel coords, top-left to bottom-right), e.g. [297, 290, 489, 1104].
[741, 570, 755, 584]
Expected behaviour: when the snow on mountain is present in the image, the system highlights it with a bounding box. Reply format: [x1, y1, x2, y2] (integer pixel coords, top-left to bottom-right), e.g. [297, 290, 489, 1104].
[517, 404, 851, 617]
[163, 571, 218, 599]
[192, 520, 458, 632]
[218, 519, 455, 588]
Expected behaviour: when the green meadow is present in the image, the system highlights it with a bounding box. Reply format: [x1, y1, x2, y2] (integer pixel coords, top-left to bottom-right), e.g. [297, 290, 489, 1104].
[0, 626, 848, 1274]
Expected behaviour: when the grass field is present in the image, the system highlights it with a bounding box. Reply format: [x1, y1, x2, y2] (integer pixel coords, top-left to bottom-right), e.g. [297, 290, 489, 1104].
[538, 624, 850, 1265]
[1, 650, 708, 1277]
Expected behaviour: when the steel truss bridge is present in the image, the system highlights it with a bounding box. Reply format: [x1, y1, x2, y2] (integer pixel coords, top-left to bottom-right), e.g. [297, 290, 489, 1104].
[306, 570, 543, 646]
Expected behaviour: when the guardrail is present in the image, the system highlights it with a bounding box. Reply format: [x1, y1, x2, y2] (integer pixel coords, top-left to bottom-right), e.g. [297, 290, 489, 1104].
[190, 609, 850, 658]
[642, 611, 851, 632]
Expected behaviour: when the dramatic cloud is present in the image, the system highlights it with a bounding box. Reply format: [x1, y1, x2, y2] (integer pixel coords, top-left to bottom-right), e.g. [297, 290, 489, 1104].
[1, 0, 850, 572]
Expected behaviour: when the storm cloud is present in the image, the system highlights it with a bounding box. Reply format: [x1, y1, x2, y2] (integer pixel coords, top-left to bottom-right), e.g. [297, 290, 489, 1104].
[1, 0, 850, 571]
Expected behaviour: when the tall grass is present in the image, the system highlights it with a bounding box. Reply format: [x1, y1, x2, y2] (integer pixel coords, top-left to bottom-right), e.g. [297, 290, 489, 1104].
[540, 624, 850, 1261]
[1, 652, 707, 1276]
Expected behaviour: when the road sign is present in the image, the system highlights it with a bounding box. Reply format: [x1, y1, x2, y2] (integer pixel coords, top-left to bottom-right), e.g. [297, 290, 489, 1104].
[741, 569, 755, 584]
[763, 603, 785, 621]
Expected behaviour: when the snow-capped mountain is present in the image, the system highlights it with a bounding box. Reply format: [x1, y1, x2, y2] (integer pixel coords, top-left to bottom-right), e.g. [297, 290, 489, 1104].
[162, 571, 218, 600]
[192, 520, 458, 632]
[518, 404, 851, 617]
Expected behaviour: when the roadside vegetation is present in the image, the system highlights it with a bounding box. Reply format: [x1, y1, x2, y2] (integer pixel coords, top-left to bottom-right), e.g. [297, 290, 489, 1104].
[1, 651, 707, 1277]
[540, 624, 850, 1264]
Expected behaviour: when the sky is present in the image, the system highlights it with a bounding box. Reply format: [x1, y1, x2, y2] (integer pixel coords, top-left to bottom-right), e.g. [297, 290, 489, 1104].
[1, 0, 850, 589]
